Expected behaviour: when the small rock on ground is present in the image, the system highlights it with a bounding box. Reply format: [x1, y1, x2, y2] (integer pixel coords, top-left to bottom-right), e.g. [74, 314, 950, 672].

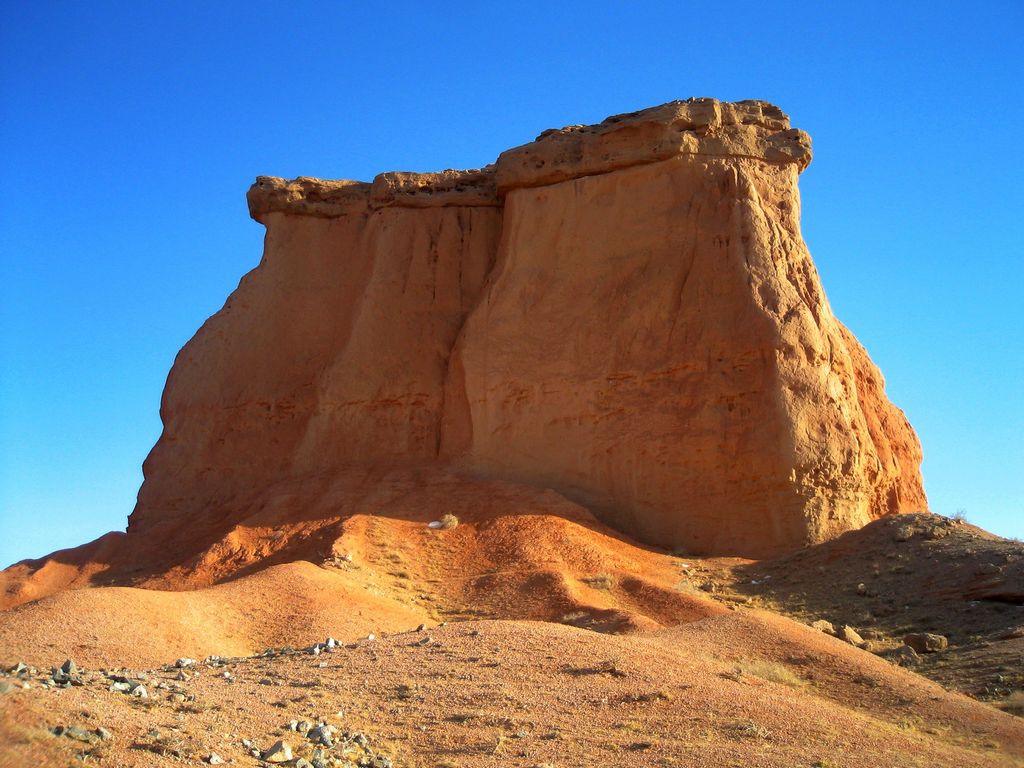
[262, 740, 294, 763]
[886, 645, 921, 667]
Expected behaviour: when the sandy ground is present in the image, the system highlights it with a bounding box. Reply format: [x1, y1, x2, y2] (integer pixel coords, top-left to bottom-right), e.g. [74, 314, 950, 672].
[2, 508, 1023, 766]
[3, 617, 1023, 768]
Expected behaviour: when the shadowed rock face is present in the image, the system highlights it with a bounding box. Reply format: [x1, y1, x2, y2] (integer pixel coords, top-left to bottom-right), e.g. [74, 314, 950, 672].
[130, 98, 926, 559]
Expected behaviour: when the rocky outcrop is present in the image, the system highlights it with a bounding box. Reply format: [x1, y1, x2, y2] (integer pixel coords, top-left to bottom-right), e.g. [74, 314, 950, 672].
[127, 98, 924, 561]
[494, 99, 810, 191]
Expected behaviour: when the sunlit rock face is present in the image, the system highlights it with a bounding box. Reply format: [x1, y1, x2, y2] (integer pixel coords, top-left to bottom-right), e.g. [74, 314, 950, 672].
[129, 99, 926, 560]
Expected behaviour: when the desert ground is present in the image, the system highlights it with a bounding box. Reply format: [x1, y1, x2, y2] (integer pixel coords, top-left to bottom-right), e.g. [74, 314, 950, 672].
[2, 505, 1022, 767]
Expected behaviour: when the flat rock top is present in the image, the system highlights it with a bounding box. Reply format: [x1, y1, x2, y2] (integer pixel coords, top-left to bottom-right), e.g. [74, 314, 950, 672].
[247, 98, 812, 220]
[495, 97, 810, 190]
[247, 176, 372, 220]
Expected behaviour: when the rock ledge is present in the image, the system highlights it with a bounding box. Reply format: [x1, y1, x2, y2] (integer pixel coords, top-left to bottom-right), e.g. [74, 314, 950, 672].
[247, 98, 811, 220]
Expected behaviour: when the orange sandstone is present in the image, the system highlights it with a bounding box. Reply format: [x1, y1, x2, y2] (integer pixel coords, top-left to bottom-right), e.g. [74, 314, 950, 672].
[134, 99, 924, 560]
[3, 99, 926, 608]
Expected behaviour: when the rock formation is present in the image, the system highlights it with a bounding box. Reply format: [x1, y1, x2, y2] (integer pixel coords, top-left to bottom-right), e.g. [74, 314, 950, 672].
[126, 98, 924, 562]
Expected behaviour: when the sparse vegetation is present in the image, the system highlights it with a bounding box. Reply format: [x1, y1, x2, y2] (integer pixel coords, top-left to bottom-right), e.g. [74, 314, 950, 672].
[582, 573, 614, 590]
[447, 712, 480, 724]
[491, 732, 506, 754]
[395, 682, 417, 700]
[734, 660, 805, 688]
[731, 719, 772, 740]
[133, 732, 195, 759]
[612, 719, 645, 733]
[562, 659, 627, 677]
[173, 701, 219, 715]
[673, 576, 702, 594]
[560, 610, 590, 624]
[994, 690, 1024, 717]
[619, 690, 672, 703]
[439, 513, 460, 530]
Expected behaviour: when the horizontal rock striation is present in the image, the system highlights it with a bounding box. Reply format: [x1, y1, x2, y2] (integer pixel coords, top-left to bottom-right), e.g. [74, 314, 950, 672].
[496, 98, 811, 191]
[129, 98, 924, 562]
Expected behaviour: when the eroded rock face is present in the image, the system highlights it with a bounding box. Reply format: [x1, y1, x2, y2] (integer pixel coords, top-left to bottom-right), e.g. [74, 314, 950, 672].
[129, 98, 926, 559]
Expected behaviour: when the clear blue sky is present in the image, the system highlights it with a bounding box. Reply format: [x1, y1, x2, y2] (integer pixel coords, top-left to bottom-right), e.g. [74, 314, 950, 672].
[1, 2, 1022, 567]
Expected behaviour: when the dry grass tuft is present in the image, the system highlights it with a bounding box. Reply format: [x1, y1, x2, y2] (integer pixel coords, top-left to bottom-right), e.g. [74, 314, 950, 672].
[439, 513, 460, 530]
[732, 719, 772, 740]
[395, 682, 417, 700]
[562, 659, 627, 678]
[582, 573, 615, 590]
[133, 732, 195, 759]
[994, 690, 1024, 717]
[673, 576, 707, 595]
[734, 660, 805, 687]
[447, 711, 482, 724]
[560, 611, 590, 624]
[619, 690, 672, 703]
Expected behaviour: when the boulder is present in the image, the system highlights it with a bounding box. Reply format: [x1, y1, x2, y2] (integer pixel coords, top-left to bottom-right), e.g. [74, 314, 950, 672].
[810, 620, 836, 636]
[903, 633, 948, 653]
[887, 645, 921, 667]
[839, 626, 866, 647]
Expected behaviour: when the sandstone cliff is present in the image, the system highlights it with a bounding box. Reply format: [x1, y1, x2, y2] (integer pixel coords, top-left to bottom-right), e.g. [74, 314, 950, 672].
[116, 98, 925, 564]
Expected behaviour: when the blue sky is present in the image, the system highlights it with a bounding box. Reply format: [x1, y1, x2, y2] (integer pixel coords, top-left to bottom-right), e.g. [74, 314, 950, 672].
[1, 2, 1021, 567]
